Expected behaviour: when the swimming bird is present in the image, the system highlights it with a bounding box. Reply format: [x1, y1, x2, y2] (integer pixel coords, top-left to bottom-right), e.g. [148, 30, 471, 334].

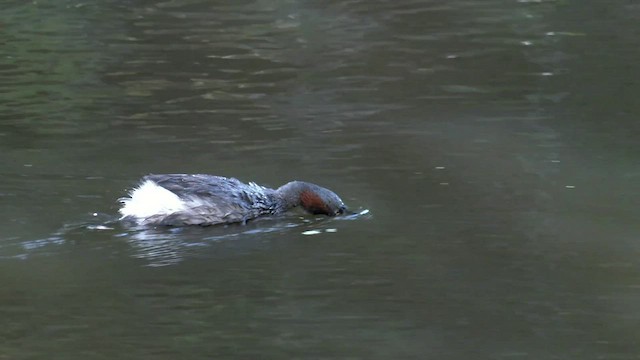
[119, 174, 347, 226]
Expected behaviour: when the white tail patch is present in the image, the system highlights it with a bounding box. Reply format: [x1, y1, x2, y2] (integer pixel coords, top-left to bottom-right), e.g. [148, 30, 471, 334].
[119, 180, 186, 219]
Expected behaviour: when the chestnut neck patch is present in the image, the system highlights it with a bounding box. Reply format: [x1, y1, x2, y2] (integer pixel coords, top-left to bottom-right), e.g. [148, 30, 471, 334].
[300, 190, 331, 215]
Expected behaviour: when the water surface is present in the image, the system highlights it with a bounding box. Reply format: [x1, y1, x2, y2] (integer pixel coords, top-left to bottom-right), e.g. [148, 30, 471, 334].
[2, 0, 640, 358]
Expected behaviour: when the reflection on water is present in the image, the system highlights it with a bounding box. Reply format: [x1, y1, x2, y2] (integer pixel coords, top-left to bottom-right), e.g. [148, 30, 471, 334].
[121, 219, 314, 267]
[2, 0, 640, 358]
[123, 208, 371, 267]
[16, 209, 371, 267]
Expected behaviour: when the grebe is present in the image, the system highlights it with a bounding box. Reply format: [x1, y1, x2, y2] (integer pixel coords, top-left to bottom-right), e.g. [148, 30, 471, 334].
[119, 174, 347, 226]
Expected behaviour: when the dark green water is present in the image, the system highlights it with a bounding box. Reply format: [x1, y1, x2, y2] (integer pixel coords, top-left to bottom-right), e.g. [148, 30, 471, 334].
[2, 0, 640, 358]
